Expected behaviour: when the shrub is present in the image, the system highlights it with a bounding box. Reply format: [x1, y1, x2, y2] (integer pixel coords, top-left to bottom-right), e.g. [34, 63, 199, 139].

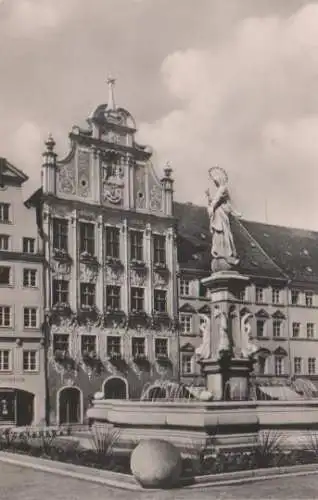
[255, 430, 284, 468]
[88, 425, 120, 466]
[181, 440, 209, 476]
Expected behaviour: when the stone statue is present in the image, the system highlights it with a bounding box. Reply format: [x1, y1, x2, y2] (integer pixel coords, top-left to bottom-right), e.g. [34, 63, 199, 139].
[206, 166, 240, 272]
[214, 308, 231, 358]
[195, 314, 211, 360]
[240, 312, 258, 358]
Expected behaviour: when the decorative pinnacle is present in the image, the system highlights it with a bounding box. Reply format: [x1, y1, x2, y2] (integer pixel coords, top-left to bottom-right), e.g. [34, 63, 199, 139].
[106, 75, 116, 111]
[164, 161, 173, 178]
[45, 133, 56, 152]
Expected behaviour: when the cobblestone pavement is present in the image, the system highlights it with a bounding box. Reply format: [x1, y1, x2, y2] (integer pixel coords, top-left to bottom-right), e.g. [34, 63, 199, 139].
[1, 463, 318, 500]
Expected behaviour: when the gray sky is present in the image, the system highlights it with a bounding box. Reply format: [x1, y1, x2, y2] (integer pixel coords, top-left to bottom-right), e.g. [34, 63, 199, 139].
[1, 0, 317, 229]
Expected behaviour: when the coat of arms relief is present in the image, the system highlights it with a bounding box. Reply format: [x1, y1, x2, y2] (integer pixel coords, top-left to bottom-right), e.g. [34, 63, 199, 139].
[101, 153, 125, 205]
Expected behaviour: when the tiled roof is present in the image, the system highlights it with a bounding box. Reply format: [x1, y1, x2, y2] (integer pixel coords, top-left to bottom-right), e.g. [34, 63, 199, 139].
[241, 219, 318, 283]
[173, 201, 318, 283]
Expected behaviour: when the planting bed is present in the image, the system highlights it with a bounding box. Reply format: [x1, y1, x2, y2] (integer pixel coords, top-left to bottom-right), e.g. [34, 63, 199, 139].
[1, 426, 318, 481]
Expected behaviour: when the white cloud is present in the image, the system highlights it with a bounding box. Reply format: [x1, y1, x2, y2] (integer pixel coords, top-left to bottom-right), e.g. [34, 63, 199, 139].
[1, 0, 73, 39]
[138, 3, 318, 229]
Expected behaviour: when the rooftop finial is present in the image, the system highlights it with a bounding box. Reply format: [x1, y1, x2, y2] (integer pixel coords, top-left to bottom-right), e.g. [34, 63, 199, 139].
[164, 161, 172, 178]
[106, 75, 116, 111]
[45, 133, 56, 152]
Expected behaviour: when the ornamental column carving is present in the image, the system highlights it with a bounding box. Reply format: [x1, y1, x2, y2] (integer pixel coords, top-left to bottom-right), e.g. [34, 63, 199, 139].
[145, 223, 152, 315]
[166, 227, 176, 318]
[121, 220, 129, 314]
[43, 207, 51, 312]
[96, 215, 104, 311]
[70, 209, 78, 311]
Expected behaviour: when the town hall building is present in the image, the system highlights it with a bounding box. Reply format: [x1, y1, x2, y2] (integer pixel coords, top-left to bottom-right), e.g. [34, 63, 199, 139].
[27, 80, 179, 425]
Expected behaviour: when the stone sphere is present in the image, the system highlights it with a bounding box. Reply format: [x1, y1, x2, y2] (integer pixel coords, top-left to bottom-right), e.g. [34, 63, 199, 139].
[130, 439, 182, 489]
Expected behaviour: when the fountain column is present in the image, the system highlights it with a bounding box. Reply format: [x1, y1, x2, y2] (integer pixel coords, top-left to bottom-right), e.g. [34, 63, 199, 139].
[197, 166, 256, 400]
[200, 271, 254, 400]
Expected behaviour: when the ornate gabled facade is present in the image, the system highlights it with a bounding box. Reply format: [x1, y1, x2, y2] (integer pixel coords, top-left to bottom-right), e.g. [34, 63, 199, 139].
[28, 80, 179, 425]
[0, 159, 45, 425]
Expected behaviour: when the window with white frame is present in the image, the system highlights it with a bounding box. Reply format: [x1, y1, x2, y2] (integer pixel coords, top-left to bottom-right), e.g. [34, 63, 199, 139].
[107, 336, 121, 358]
[273, 320, 282, 338]
[305, 291, 314, 307]
[179, 313, 192, 334]
[23, 307, 37, 328]
[181, 353, 193, 374]
[80, 283, 95, 309]
[256, 319, 265, 337]
[23, 351, 38, 372]
[106, 285, 121, 310]
[53, 279, 69, 305]
[272, 288, 281, 304]
[22, 237, 35, 254]
[130, 287, 144, 312]
[258, 356, 267, 375]
[105, 226, 120, 258]
[132, 337, 145, 358]
[130, 230, 143, 261]
[239, 287, 247, 302]
[155, 338, 168, 358]
[153, 234, 166, 265]
[0, 203, 10, 223]
[294, 357, 302, 375]
[53, 334, 69, 353]
[292, 322, 300, 338]
[0, 266, 11, 286]
[308, 357, 316, 375]
[23, 269, 37, 288]
[81, 335, 96, 355]
[0, 350, 10, 371]
[0, 235, 9, 250]
[291, 289, 300, 305]
[179, 279, 190, 296]
[52, 218, 68, 251]
[307, 323, 315, 339]
[256, 287, 264, 303]
[154, 289, 167, 313]
[0, 306, 11, 327]
[274, 356, 284, 375]
[79, 222, 95, 255]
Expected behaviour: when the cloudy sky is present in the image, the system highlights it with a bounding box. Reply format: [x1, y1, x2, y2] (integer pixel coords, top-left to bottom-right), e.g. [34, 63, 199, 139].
[1, 0, 318, 229]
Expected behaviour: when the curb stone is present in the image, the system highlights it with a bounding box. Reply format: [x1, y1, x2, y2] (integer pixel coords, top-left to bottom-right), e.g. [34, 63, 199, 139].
[0, 451, 317, 491]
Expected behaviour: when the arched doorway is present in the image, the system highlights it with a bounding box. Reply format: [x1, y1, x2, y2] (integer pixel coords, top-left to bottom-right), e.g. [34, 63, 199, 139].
[103, 377, 128, 399]
[58, 387, 82, 425]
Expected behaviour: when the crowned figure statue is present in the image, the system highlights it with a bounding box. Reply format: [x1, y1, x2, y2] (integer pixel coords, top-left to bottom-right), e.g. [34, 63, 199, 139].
[206, 166, 241, 273]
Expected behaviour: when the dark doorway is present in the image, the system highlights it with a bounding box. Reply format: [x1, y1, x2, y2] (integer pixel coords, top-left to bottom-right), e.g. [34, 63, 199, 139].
[16, 390, 34, 426]
[103, 378, 127, 399]
[59, 387, 81, 425]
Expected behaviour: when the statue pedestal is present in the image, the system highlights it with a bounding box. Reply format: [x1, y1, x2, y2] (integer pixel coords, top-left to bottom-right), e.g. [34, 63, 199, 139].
[200, 270, 255, 400]
[200, 356, 255, 400]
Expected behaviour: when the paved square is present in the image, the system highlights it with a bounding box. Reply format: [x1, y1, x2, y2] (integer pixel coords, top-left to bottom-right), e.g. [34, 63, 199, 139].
[1, 463, 318, 499]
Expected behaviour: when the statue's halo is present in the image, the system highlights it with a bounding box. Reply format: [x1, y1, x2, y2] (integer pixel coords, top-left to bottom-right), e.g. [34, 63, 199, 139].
[208, 166, 228, 184]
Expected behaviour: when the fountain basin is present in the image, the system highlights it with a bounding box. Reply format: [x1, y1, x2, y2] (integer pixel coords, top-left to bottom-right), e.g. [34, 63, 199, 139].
[87, 399, 259, 453]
